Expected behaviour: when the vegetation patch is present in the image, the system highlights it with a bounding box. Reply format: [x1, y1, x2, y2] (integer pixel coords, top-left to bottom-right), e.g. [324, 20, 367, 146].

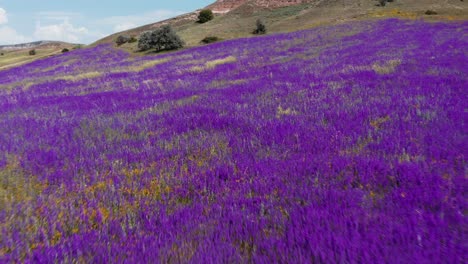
[372, 59, 401, 74]
[0, 19, 465, 263]
[201, 36, 221, 44]
[125, 58, 171, 72]
[56, 71, 103, 81]
[190, 56, 237, 72]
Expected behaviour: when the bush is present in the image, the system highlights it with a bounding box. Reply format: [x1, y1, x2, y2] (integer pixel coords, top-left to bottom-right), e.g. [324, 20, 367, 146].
[128, 36, 137, 43]
[201, 36, 221, 44]
[138, 25, 184, 52]
[377, 0, 386, 6]
[253, 19, 267, 35]
[138, 31, 153, 51]
[0, 53, 4, 56]
[425, 10, 438, 15]
[29, 49, 36, 56]
[61, 48, 70, 53]
[116, 35, 130, 46]
[198, 9, 214, 23]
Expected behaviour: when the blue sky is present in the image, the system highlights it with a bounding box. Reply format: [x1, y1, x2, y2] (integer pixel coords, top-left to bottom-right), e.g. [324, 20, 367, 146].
[0, 0, 214, 45]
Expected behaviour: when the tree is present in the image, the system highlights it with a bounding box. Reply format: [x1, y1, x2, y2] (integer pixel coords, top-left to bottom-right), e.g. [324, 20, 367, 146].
[138, 31, 153, 51]
[61, 48, 70, 53]
[29, 49, 36, 56]
[198, 9, 214, 23]
[253, 19, 267, 35]
[138, 25, 184, 52]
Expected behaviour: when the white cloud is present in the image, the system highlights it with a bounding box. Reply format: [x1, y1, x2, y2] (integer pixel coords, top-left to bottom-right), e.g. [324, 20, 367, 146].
[0, 7, 8, 25]
[34, 19, 87, 43]
[33, 19, 103, 43]
[0, 26, 32, 45]
[0, 8, 33, 45]
[99, 10, 184, 33]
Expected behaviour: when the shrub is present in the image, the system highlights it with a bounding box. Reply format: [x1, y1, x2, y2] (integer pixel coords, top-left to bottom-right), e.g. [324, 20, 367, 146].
[425, 10, 438, 15]
[61, 48, 70, 53]
[0, 53, 4, 56]
[138, 31, 153, 51]
[116, 35, 130, 46]
[377, 0, 386, 6]
[29, 49, 36, 56]
[253, 19, 267, 35]
[198, 9, 214, 23]
[201, 36, 221, 44]
[128, 36, 137, 43]
[138, 25, 184, 52]
[157, 25, 185, 51]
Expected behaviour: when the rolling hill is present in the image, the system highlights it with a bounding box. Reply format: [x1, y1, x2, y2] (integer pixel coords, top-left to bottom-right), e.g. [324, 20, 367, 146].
[0, 0, 467, 262]
[95, 0, 467, 48]
[1, 18, 466, 262]
[0, 41, 80, 71]
[1, 0, 465, 69]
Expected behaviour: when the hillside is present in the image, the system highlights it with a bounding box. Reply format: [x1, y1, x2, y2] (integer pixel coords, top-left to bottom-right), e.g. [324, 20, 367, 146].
[207, 0, 319, 13]
[0, 41, 79, 71]
[95, 0, 467, 48]
[1, 19, 466, 262]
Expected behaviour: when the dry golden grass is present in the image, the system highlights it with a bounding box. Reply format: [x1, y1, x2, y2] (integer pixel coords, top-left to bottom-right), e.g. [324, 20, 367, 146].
[276, 105, 298, 118]
[372, 59, 401, 74]
[206, 56, 237, 68]
[127, 58, 170, 72]
[369, 9, 418, 19]
[190, 56, 237, 72]
[210, 78, 250, 88]
[56, 71, 103, 81]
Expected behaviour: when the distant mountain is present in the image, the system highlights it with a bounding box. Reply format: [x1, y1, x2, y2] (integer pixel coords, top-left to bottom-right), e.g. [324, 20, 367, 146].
[0, 41, 79, 51]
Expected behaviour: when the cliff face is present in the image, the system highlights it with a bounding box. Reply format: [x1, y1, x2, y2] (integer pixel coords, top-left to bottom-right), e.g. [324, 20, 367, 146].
[207, 0, 315, 13]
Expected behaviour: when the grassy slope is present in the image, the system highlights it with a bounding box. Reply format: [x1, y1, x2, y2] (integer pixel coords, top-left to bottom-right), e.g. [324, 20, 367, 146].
[0, 44, 77, 71]
[98, 0, 467, 50]
[1, 0, 465, 70]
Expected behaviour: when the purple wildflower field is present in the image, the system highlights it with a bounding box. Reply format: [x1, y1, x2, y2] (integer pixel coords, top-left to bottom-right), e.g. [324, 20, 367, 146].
[0, 19, 466, 262]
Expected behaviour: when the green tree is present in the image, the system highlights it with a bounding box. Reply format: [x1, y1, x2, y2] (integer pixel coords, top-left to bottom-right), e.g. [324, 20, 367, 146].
[138, 25, 184, 52]
[198, 9, 214, 23]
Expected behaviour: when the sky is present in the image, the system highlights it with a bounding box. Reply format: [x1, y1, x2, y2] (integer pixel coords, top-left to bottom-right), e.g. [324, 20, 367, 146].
[0, 0, 214, 45]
